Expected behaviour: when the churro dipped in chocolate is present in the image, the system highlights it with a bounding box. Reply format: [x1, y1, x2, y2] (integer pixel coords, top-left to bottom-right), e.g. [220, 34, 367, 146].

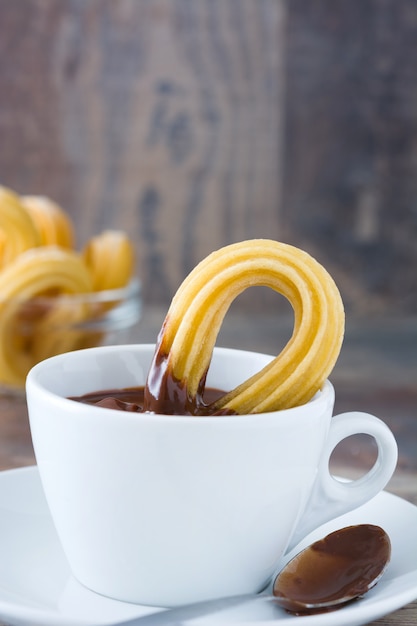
[144, 240, 345, 415]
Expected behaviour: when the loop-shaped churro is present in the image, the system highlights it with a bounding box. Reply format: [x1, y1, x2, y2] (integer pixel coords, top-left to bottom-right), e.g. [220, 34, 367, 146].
[21, 195, 75, 248]
[0, 185, 40, 268]
[83, 230, 135, 291]
[0, 247, 93, 386]
[145, 240, 345, 414]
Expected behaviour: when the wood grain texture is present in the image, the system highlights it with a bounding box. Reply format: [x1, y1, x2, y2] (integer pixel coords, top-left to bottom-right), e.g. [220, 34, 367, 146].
[282, 0, 417, 314]
[0, 0, 416, 315]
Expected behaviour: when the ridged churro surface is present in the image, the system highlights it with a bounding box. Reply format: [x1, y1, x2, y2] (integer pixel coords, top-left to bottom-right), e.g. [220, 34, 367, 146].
[145, 239, 345, 414]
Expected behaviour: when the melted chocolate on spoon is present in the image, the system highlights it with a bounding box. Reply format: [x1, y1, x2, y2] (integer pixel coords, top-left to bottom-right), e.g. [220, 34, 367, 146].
[273, 524, 391, 614]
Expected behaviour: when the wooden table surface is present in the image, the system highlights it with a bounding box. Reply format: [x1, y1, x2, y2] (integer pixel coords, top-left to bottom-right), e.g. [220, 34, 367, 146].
[0, 307, 416, 625]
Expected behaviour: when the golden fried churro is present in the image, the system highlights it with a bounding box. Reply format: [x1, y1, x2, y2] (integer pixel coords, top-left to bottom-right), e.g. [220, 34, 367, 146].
[144, 240, 345, 415]
[0, 185, 40, 268]
[0, 184, 138, 388]
[82, 230, 135, 291]
[0, 247, 93, 386]
[21, 195, 75, 248]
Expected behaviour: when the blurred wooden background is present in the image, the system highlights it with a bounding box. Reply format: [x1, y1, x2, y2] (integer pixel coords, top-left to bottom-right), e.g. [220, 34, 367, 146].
[0, 0, 416, 315]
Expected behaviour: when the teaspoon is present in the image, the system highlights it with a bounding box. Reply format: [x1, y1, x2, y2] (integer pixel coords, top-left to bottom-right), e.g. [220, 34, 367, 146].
[272, 524, 391, 614]
[110, 524, 391, 625]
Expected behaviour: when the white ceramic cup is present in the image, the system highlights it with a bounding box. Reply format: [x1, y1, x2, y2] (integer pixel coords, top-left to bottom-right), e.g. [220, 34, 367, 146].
[26, 344, 398, 607]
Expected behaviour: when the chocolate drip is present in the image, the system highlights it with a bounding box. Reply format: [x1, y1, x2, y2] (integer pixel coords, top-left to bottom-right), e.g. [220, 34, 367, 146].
[71, 384, 230, 416]
[143, 350, 208, 415]
[141, 344, 236, 415]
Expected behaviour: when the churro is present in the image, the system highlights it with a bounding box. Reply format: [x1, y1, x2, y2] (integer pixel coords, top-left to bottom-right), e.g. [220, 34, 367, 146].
[83, 230, 135, 291]
[0, 184, 137, 388]
[144, 240, 345, 414]
[0, 247, 94, 386]
[21, 195, 74, 248]
[0, 185, 40, 268]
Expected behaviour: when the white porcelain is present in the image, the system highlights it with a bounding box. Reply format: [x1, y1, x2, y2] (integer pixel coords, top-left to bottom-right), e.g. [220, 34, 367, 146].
[26, 345, 398, 607]
[1, 467, 416, 626]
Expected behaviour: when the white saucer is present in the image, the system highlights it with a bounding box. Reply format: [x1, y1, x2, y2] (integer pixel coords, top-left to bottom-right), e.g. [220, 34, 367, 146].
[0, 467, 416, 626]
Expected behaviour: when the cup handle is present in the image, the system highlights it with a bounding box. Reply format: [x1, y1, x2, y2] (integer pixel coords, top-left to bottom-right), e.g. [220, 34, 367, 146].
[287, 412, 398, 552]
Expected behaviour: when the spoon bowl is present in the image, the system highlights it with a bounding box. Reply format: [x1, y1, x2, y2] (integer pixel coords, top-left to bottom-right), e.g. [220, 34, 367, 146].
[109, 525, 391, 625]
[273, 524, 391, 614]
